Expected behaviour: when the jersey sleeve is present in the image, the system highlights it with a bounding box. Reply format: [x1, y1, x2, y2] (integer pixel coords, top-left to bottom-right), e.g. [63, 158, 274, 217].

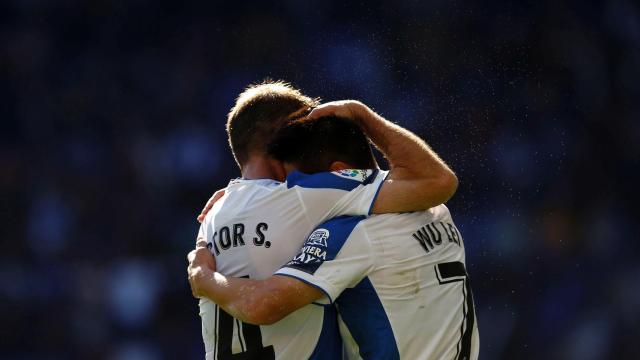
[274, 216, 373, 304]
[197, 215, 217, 256]
[287, 169, 389, 223]
[197, 222, 206, 239]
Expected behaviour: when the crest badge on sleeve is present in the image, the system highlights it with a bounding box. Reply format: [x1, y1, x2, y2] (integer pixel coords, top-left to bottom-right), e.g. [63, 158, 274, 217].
[307, 229, 330, 247]
[331, 169, 372, 182]
[287, 228, 330, 267]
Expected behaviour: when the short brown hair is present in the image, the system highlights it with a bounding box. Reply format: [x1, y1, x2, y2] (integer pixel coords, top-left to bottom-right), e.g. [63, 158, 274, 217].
[267, 116, 377, 173]
[226, 80, 319, 167]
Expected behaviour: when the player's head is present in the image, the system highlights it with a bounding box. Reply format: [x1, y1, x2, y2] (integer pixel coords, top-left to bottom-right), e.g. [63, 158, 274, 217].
[267, 116, 378, 174]
[226, 80, 319, 168]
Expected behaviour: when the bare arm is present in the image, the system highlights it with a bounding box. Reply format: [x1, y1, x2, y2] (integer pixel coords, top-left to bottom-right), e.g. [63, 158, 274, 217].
[188, 247, 322, 325]
[308, 101, 458, 213]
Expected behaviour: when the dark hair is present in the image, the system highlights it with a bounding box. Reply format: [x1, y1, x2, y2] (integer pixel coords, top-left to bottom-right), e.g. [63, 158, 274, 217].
[226, 80, 319, 167]
[267, 116, 377, 174]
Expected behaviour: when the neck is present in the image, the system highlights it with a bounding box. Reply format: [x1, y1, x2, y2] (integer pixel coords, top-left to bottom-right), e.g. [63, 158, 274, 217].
[240, 155, 286, 181]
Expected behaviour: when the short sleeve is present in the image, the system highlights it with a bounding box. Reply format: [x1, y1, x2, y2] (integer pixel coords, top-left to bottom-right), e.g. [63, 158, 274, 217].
[197, 223, 205, 239]
[275, 216, 373, 304]
[287, 169, 389, 223]
[197, 216, 216, 256]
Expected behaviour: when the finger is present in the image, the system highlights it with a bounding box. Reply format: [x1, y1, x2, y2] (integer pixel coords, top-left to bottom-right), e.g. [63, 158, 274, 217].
[307, 101, 339, 119]
[188, 273, 199, 298]
[197, 189, 226, 222]
[197, 199, 214, 223]
[211, 189, 225, 204]
[191, 249, 214, 269]
[188, 265, 202, 280]
[187, 250, 197, 264]
[203, 197, 214, 213]
[307, 104, 337, 119]
[195, 238, 208, 248]
[195, 235, 206, 245]
[197, 206, 209, 223]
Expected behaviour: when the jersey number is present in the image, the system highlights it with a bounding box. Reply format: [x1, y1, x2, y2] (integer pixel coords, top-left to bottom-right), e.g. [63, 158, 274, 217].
[435, 261, 476, 360]
[214, 275, 275, 360]
[215, 307, 275, 359]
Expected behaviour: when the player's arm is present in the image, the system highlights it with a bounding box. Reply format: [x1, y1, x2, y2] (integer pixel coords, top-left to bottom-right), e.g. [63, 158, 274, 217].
[187, 246, 321, 325]
[308, 101, 458, 213]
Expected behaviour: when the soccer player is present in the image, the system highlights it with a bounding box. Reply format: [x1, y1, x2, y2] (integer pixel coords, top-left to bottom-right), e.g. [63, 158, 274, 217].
[190, 81, 458, 359]
[189, 115, 479, 359]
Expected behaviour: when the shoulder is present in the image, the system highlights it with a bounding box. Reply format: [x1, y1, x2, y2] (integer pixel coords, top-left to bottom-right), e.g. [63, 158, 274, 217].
[224, 178, 285, 201]
[228, 178, 282, 189]
[285, 169, 381, 191]
[284, 215, 368, 274]
[310, 216, 367, 255]
[429, 204, 452, 220]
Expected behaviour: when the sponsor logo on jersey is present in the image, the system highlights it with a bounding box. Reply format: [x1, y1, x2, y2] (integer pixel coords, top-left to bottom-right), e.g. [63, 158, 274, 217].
[331, 169, 371, 182]
[288, 229, 330, 266]
[307, 228, 329, 247]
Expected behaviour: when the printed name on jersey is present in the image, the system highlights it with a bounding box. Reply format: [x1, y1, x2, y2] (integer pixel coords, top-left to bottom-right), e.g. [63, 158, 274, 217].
[331, 169, 372, 182]
[209, 222, 270, 255]
[412, 221, 462, 254]
[287, 228, 330, 268]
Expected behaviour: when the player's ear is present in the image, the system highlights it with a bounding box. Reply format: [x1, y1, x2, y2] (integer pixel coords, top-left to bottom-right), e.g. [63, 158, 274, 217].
[269, 158, 288, 182]
[329, 161, 352, 172]
[283, 162, 297, 174]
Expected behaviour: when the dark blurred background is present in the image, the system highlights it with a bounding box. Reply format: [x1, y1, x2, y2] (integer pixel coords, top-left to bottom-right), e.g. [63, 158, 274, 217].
[1, 0, 639, 359]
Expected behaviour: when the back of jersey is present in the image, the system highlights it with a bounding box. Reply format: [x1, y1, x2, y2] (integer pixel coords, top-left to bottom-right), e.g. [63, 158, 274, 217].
[343, 205, 479, 360]
[275, 205, 479, 360]
[197, 170, 388, 360]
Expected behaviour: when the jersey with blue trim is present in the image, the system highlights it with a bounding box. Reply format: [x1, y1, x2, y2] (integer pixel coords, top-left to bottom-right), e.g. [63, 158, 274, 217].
[197, 169, 388, 360]
[276, 205, 480, 360]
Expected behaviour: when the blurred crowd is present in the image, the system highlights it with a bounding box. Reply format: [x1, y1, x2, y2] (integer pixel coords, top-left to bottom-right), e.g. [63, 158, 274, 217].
[1, 0, 639, 359]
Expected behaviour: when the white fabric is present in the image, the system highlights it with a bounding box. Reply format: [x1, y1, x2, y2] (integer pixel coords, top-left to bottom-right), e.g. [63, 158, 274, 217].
[276, 205, 480, 360]
[198, 170, 388, 360]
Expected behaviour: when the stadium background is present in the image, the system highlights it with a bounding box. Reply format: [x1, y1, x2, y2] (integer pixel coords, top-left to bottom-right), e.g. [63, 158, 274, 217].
[2, 1, 639, 359]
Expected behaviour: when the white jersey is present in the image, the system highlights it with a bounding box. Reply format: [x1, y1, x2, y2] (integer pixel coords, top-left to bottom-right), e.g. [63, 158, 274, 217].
[198, 169, 388, 360]
[276, 205, 480, 360]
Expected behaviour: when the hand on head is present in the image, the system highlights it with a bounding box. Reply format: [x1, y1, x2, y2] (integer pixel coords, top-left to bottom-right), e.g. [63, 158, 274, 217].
[306, 100, 366, 123]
